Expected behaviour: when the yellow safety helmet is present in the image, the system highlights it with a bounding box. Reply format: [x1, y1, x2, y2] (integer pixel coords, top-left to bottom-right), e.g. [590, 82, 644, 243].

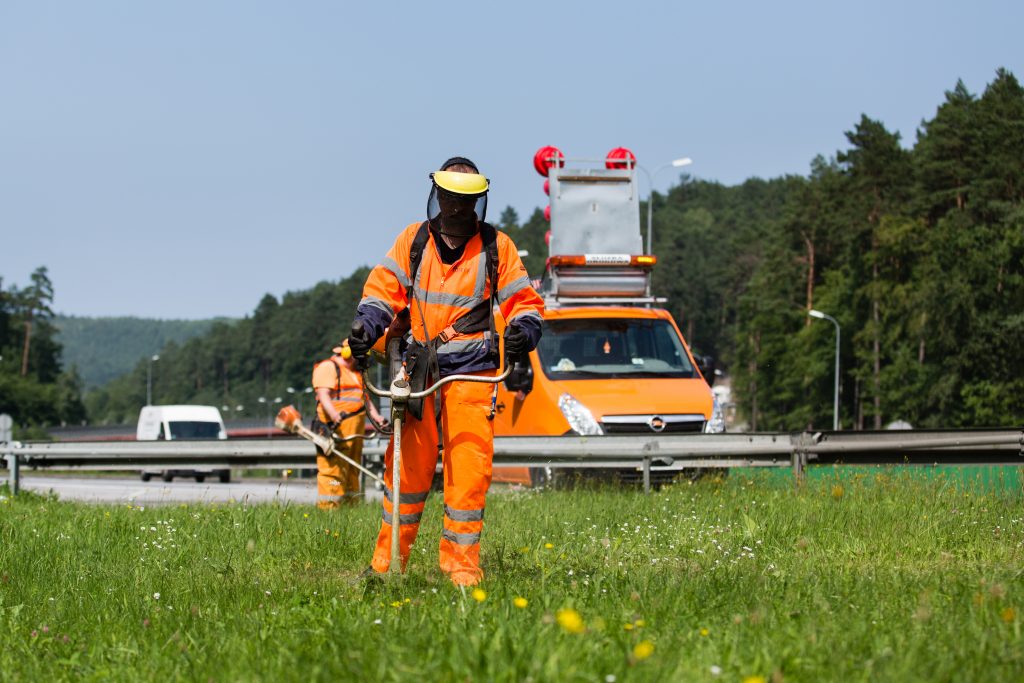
[430, 170, 489, 196]
[332, 339, 352, 360]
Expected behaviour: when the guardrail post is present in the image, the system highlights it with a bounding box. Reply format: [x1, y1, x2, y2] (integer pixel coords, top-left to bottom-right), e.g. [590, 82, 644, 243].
[0, 413, 15, 496]
[791, 432, 811, 488]
[6, 455, 19, 495]
[642, 456, 651, 494]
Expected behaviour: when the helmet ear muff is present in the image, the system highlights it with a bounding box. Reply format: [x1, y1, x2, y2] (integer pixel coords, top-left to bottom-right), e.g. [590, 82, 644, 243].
[334, 340, 353, 359]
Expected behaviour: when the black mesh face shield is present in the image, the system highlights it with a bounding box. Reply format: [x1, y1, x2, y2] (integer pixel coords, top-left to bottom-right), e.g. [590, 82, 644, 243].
[426, 163, 489, 238]
[427, 184, 488, 238]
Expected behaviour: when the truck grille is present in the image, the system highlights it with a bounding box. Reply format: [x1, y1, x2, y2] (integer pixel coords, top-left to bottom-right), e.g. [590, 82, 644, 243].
[600, 414, 706, 434]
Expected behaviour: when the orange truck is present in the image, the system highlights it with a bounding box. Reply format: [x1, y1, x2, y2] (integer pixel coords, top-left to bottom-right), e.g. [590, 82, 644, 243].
[493, 147, 724, 485]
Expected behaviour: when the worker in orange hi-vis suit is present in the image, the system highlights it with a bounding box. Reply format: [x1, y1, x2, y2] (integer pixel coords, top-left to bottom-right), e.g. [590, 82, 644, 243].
[347, 157, 544, 586]
[311, 340, 386, 510]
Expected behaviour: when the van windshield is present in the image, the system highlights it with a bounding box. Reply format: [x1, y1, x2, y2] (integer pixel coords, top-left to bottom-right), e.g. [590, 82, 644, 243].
[536, 318, 697, 380]
[167, 421, 222, 440]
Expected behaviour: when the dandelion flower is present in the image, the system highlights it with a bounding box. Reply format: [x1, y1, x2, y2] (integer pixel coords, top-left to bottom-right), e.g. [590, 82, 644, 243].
[544, 542, 554, 549]
[699, 627, 709, 636]
[632, 640, 654, 660]
[513, 597, 528, 608]
[831, 484, 844, 500]
[710, 665, 722, 676]
[634, 619, 645, 628]
[556, 608, 585, 634]
[742, 676, 767, 683]
[472, 589, 487, 602]
[623, 623, 634, 631]
[1002, 607, 1016, 623]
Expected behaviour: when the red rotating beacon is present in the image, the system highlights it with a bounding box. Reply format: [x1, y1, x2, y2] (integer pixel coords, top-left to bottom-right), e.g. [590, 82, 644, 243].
[605, 146, 637, 170]
[533, 146, 565, 177]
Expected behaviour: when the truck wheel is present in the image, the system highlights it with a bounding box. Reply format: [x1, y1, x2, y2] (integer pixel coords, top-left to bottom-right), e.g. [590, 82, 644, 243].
[140, 472, 152, 482]
[161, 472, 174, 483]
[218, 470, 230, 484]
[194, 475, 206, 483]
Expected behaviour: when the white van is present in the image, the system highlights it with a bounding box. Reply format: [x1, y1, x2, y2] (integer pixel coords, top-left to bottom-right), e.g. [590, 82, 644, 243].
[137, 405, 230, 483]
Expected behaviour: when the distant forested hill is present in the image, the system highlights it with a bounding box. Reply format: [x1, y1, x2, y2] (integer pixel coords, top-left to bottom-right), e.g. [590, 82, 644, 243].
[55, 315, 232, 389]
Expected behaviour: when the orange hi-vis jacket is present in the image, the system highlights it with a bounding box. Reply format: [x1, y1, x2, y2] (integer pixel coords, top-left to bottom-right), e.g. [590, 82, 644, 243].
[356, 222, 544, 376]
[312, 357, 364, 423]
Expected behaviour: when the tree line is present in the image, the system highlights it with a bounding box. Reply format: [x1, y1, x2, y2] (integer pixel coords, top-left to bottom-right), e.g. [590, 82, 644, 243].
[0, 267, 86, 435]
[12, 68, 1024, 431]
[649, 68, 1024, 429]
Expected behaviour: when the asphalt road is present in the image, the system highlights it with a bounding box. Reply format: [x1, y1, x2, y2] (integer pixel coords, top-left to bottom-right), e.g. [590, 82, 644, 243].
[18, 474, 384, 506]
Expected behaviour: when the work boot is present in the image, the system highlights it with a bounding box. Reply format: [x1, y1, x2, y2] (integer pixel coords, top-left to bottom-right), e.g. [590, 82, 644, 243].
[449, 570, 481, 587]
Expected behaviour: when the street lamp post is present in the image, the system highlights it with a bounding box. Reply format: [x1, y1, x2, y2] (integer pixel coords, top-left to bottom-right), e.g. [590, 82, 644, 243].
[638, 157, 693, 254]
[146, 355, 160, 406]
[808, 309, 841, 430]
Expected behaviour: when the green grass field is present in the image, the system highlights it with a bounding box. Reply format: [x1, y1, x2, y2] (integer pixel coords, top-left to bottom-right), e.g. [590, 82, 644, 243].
[1, 469, 1022, 682]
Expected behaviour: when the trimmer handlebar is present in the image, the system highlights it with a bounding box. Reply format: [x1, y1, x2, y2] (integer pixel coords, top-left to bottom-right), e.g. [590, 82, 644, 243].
[363, 366, 512, 400]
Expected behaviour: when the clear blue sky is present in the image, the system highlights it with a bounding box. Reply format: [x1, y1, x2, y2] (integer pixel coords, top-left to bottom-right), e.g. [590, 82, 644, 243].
[2, 1, 1020, 318]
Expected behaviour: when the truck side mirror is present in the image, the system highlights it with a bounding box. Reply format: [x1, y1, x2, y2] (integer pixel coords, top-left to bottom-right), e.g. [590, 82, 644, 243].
[695, 354, 715, 387]
[504, 359, 534, 394]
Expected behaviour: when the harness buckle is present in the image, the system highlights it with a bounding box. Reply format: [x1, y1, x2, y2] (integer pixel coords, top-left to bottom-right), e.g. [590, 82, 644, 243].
[436, 325, 458, 344]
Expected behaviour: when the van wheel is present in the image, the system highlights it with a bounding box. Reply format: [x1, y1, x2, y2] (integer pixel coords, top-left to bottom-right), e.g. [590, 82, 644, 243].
[161, 472, 174, 483]
[194, 475, 206, 483]
[140, 472, 152, 482]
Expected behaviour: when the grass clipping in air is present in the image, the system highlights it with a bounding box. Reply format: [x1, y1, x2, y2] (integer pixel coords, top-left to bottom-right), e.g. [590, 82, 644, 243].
[0, 471, 1022, 681]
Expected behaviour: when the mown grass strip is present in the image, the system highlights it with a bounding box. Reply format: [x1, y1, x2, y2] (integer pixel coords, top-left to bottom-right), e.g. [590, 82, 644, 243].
[1, 471, 1022, 682]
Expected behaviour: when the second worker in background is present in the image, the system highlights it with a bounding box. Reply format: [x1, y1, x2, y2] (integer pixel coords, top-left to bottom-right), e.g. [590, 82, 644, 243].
[348, 156, 543, 586]
[311, 339, 385, 510]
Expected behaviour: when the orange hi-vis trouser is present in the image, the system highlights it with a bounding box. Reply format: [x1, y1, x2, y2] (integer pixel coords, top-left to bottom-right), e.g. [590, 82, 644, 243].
[316, 413, 366, 510]
[371, 371, 495, 585]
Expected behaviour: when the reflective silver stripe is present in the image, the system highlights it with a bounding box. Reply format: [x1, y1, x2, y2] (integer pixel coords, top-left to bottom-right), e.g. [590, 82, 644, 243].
[442, 529, 481, 545]
[497, 275, 530, 303]
[359, 296, 395, 321]
[413, 286, 481, 309]
[473, 250, 487, 299]
[444, 504, 484, 522]
[379, 257, 412, 289]
[510, 310, 542, 325]
[382, 487, 430, 505]
[411, 253, 485, 309]
[382, 508, 422, 525]
[436, 338, 487, 356]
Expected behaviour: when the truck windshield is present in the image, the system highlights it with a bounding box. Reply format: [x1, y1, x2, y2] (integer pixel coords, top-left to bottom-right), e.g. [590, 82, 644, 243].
[167, 421, 222, 440]
[536, 318, 697, 380]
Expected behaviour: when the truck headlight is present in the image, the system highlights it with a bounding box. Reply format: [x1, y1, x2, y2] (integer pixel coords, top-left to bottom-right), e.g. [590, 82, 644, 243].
[558, 393, 603, 436]
[704, 397, 726, 433]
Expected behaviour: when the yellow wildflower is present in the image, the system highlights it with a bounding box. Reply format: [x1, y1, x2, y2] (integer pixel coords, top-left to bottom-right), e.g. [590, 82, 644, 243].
[623, 623, 634, 631]
[544, 543, 554, 549]
[634, 619, 645, 628]
[513, 597, 528, 608]
[700, 627, 710, 637]
[633, 640, 654, 660]
[1001, 607, 1016, 623]
[831, 484, 844, 499]
[471, 589, 487, 603]
[742, 676, 767, 683]
[556, 608, 585, 634]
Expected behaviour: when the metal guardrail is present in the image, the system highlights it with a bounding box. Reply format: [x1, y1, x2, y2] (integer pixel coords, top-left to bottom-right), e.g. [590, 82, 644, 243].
[3, 428, 1021, 495]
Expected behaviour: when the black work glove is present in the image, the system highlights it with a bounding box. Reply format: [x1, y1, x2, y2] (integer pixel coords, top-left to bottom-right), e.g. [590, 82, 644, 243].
[503, 323, 530, 361]
[348, 319, 374, 358]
